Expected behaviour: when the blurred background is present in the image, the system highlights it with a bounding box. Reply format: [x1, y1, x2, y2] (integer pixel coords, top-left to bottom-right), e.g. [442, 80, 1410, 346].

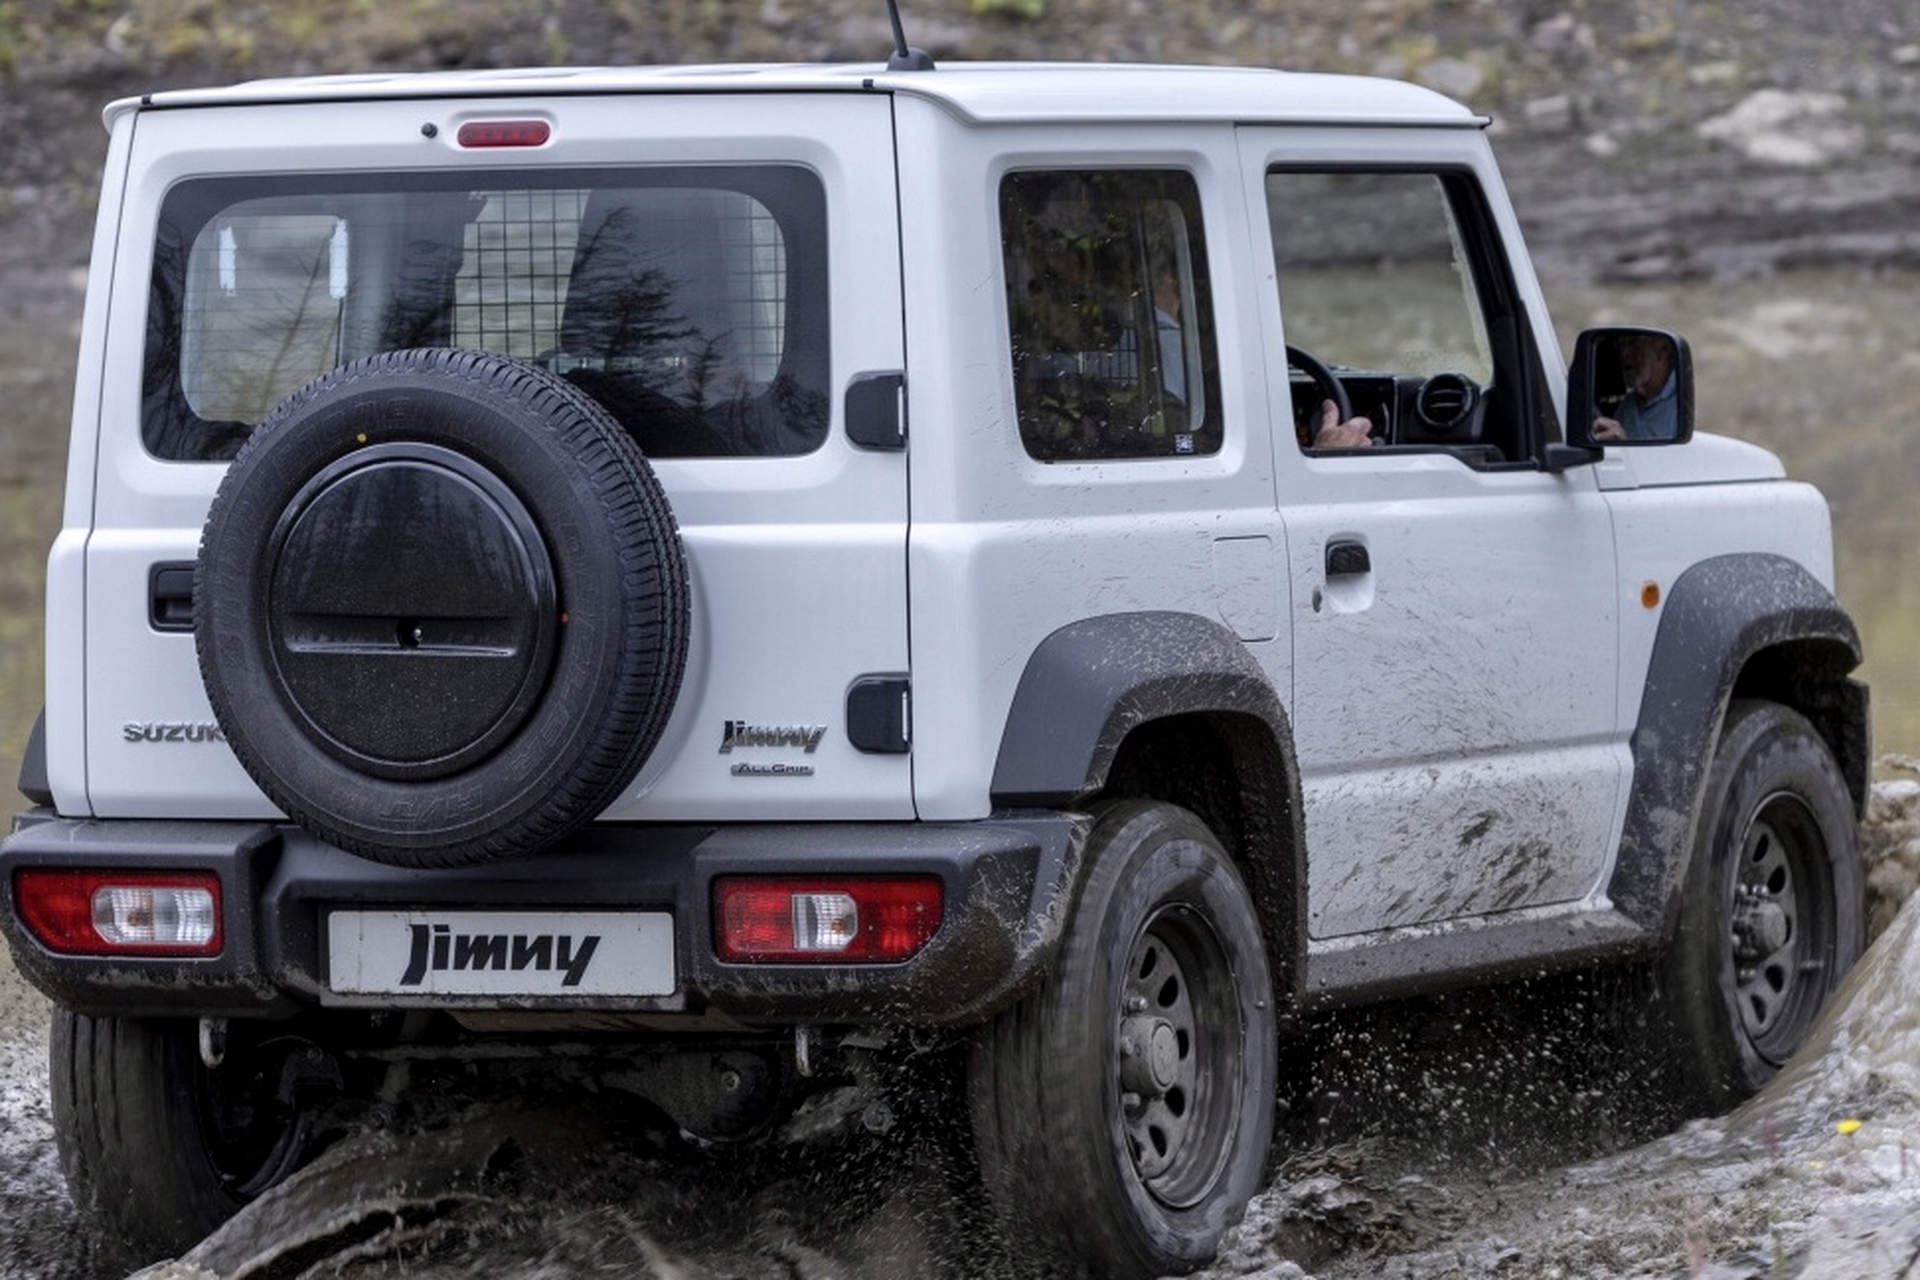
[2, 0, 1916, 795]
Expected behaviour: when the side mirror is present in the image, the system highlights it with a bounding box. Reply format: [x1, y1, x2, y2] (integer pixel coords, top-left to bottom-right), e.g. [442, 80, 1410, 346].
[1566, 327, 1693, 448]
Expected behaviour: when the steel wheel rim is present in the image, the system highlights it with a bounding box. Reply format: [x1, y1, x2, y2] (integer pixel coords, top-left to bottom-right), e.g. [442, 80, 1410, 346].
[1728, 790, 1835, 1063]
[1114, 902, 1243, 1210]
[190, 1034, 316, 1199]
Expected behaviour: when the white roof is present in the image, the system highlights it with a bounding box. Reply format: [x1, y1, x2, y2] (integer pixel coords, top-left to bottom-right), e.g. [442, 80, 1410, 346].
[109, 61, 1483, 130]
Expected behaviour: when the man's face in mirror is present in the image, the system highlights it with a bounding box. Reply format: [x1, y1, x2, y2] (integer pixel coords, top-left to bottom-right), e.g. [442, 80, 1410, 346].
[1618, 335, 1673, 401]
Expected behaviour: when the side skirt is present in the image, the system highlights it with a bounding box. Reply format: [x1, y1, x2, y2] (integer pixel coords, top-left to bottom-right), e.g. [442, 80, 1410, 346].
[1303, 902, 1650, 1010]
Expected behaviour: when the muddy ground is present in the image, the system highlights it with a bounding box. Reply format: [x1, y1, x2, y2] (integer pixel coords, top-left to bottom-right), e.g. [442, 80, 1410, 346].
[0, 767, 1915, 1280]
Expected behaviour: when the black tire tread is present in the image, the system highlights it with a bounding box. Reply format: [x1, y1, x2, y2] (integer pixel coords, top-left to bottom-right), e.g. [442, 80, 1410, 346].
[968, 800, 1275, 1279]
[50, 1011, 242, 1264]
[1655, 698, 1864, 1111]
[196, 348, 690, 868]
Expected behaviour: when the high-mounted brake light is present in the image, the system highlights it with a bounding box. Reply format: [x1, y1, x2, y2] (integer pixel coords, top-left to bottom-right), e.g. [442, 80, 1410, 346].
[13, 870, 222, 956]
[455, 120, 552, 148]
[714, 876, 942, 964]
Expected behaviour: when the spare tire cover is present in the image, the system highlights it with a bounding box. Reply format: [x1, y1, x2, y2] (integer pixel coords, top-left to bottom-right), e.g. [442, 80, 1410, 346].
[195, 348, 689, 868]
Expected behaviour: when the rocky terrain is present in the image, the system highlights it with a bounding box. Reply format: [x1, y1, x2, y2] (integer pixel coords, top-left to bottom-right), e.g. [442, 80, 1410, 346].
[3, 0, 1918, 340]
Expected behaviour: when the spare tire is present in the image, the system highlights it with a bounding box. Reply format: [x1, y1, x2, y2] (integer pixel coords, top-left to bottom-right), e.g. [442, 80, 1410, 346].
[195, 348, 689, 868]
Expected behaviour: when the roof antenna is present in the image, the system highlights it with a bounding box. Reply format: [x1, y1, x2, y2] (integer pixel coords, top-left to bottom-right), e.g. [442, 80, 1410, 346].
[885, 0, 936, 70]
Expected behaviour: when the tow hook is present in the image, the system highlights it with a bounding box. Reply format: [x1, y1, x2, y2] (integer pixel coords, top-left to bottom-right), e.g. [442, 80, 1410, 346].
[198, 1016, 228, 1069]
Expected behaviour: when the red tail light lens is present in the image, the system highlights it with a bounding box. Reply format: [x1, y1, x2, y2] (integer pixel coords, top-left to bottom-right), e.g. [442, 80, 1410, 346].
[714, 876, 942, 963]
[455, 120, 552, 148]
[13, 870, 223, 956]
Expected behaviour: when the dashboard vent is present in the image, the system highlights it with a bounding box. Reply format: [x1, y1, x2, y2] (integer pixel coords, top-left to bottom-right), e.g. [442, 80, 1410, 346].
[1416, 373, 1477, 431]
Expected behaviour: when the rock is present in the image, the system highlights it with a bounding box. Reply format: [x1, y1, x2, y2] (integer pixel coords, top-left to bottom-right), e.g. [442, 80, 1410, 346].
[1864, 762, 1920, 941]
[1528, 13, 1594, 57]
[1529, 13, 1576, 53]
[1371, 52, 1410, 80]
[828, 14, 895, 58]
[1621, 17, 1677, 53]
[1524, 94, 1575, 132]
[1686, 60, 1741, 86]
[1415, 55, 1485, 101]
[1583, 133, 1621, 159]
[1796, 1204, 1920, 1280]
[1696, 88, 1865, 167]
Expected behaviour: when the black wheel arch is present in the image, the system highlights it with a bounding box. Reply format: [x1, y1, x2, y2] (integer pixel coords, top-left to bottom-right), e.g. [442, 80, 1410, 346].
[1610, 552, 1868, 943]
[991, 611, 1305, 1009]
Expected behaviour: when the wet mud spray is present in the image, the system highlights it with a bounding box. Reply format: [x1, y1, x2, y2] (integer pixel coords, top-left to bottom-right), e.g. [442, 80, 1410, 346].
[5, 763, 1920, 1280]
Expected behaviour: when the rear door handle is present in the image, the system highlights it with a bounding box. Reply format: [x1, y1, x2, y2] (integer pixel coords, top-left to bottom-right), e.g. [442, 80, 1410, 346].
[1325, 541, 1371, 578]
[149, 561, 196, 631]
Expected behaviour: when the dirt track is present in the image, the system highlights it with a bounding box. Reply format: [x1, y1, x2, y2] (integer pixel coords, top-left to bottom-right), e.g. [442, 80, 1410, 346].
[0, 941, 81, 1278]
[3, 770, 1917, 1280]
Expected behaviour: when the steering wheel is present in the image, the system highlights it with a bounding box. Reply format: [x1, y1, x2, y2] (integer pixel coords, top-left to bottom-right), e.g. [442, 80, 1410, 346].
[1286, 344, 1353, 441]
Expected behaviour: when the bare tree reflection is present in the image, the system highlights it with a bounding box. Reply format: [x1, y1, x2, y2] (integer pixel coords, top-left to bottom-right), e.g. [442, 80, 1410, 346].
[143, 175, 831, 462]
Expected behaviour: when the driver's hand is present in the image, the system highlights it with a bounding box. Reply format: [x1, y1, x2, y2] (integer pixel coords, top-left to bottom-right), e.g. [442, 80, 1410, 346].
[1592, 416, 1626, 442]
[1314, 400, 1375, 448]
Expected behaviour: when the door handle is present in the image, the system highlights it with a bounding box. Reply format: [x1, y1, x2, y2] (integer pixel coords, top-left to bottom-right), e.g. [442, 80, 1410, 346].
[149, 561, 196, 631]
[1325, 541, 1371, 578]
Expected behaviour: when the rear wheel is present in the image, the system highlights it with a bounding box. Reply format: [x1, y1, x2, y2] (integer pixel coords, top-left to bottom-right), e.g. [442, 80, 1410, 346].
[1656, 700, 1864, 1110]
[968, 802, 1276, 1278]
[50, 1011, 335, 1264]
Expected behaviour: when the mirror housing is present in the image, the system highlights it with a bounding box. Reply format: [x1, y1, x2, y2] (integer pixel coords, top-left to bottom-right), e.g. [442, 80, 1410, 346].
[1566, 326, 1694, 448]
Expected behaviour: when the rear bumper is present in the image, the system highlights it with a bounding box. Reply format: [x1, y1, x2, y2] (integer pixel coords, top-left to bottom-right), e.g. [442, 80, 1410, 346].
[0, 811, 1081, 1026]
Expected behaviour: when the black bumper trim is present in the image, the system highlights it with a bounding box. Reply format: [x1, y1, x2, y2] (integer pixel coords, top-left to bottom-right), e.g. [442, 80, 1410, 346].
[1, 812, 1082, 1025]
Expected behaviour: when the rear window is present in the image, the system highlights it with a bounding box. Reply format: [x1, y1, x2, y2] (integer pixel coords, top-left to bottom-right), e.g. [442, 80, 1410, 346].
[144, 167, 829, 461]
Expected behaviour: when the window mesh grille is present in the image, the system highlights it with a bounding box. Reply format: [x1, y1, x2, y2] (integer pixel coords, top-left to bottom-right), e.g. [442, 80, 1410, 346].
[454, 189, 587, 359]
[153, 167, 829, 460]
[715, 198, 787, 383]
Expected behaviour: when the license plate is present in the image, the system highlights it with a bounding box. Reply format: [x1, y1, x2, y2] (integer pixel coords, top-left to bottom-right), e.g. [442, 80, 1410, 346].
[326, 909, 675, 998]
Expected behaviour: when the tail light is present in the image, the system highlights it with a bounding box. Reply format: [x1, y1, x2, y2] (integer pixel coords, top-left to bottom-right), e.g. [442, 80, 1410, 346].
[13, 870, 222, 956]
[455, 120, 551, 148]
[714, 876, 942, 964]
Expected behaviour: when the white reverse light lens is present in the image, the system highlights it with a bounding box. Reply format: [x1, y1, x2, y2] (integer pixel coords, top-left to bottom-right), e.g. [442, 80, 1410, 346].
[91, 886, 218, 947]
[790, 892, 859, 952]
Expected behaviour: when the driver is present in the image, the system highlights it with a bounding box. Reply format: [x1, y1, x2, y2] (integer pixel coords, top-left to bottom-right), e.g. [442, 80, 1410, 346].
[1313, 399, 1375, 448]
[1593, 334, 1677, 442]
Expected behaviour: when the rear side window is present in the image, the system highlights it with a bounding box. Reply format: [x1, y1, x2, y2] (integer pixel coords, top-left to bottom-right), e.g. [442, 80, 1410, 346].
[1001, 170, 1222, 462]
[144, 167, 829, 461]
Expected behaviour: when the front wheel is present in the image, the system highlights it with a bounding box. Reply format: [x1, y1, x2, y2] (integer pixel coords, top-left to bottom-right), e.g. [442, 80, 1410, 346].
[1656, 700, 1864, 1111]
[968, 801, 1277, 1279]
[50, 1011, 334, 1265]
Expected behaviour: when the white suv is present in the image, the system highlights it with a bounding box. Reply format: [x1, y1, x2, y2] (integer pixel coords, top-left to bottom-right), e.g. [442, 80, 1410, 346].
[0, 54, 1869, 1278]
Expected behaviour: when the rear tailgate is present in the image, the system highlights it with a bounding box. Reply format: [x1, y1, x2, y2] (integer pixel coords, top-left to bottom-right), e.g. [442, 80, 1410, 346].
[76, 91, 911, 823]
